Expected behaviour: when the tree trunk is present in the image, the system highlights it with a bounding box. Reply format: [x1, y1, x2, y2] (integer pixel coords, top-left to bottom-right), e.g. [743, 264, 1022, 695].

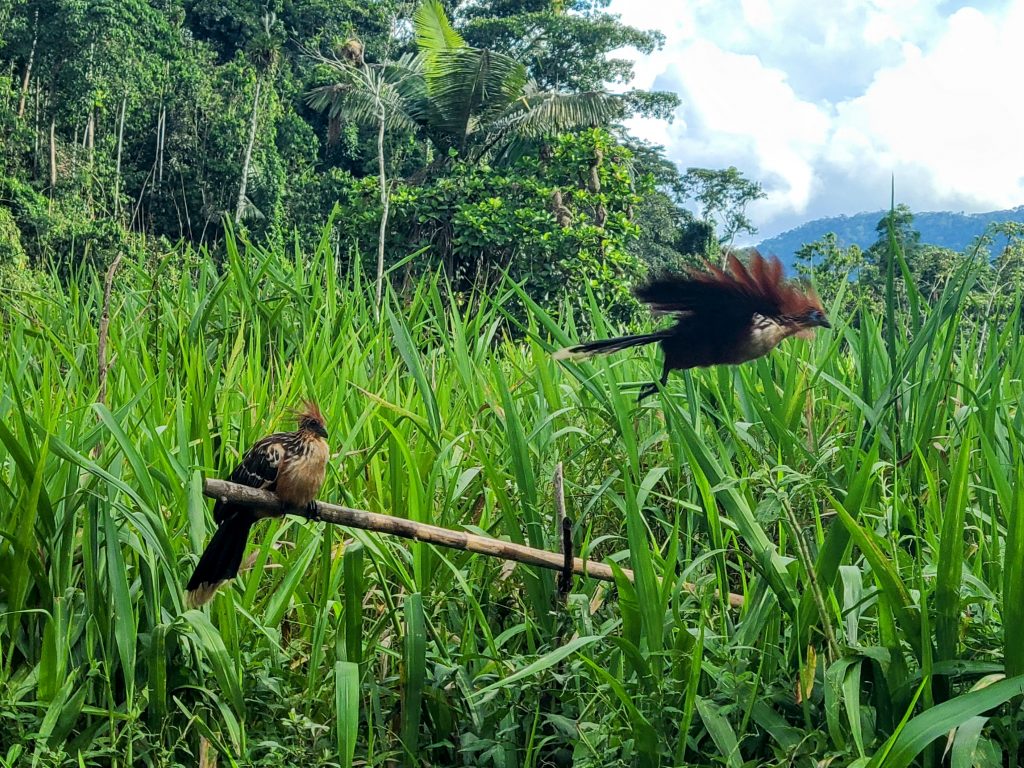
[32, 84, 40, 179]
[156, 105, 165, 185]
[374, 107, 389, 317]
[17, 10, 37, 118]
[234, 76, 262, 225]
[85, 100, 95, 210]
[114, 95, 127, 218]
[48, 117, 56, 189]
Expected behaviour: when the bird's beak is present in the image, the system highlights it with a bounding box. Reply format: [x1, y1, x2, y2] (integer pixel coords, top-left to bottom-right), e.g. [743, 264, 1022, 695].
[818, 316, 832, 329]
[316, 424, 329, 439]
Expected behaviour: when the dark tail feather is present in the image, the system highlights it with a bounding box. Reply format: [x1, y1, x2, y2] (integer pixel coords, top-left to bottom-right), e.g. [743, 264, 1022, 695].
[552, 331, 668, 361]
[185, 511, 255, 607]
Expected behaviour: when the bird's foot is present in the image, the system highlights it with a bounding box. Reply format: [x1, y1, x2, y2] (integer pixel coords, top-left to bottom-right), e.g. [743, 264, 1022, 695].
[303, 500, 322, 522]
[637, 382, 659, 401]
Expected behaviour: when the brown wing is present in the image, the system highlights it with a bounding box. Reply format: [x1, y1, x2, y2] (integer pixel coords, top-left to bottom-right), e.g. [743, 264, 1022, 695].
[634, 251, 790, 322]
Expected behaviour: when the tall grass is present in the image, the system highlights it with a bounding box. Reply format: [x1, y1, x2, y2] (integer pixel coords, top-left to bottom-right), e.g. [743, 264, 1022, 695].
[1, 228, 1022, 767]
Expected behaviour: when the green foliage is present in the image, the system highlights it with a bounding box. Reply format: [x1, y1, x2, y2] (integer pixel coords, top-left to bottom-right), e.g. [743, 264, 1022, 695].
[794, 232, 865, 315]
[285, 128, 648, 326]
[0, 175, 152, 272]
[0, 0, 689, 326]
[460, 0, 680, 119]
[680, 165, 767, 246]
[2, 226, 1024, 765]
[758, 204, 1024, 268]
[0, 204, 34, 296]
[308, 0, 624, 168]
[0, 204, 24, 266]
[798, 208, 1024, 330]
[619, 138, 716, 272]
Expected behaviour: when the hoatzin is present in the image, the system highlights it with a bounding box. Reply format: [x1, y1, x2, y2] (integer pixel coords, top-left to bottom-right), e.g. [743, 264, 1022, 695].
[186, 401, 330, 607]
[554, 251, 830, 399]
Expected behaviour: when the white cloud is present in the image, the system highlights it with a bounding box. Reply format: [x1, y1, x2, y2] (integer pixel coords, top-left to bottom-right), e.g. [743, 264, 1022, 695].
[664, 42, 831, 214]
[609, 0, 1024, 238]
[829, 6, 1024, 209]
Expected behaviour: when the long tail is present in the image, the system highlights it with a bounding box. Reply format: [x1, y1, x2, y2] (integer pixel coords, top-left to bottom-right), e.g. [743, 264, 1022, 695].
[552, 331, 668, 361]
[185, 511, 255, 607]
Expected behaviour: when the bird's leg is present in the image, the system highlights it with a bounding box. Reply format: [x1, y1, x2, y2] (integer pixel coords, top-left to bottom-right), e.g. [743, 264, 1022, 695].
[637, 363, 670, 402]
[303, 500, 322, 522]
[637, 382, 658, 401]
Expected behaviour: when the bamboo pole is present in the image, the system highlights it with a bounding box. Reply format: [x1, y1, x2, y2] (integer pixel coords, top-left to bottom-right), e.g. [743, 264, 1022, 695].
[203, 478, 744, 609]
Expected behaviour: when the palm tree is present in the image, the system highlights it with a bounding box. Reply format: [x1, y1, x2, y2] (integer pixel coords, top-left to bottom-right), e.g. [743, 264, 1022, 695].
[412, 5, 623, 163]
[412, 0, 623, 163]
[307, 0, 623, 300]
[307, 43, 421, 317]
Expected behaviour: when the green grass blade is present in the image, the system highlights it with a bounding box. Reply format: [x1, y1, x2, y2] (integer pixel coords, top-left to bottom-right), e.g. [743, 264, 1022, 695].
[871, 676, 1024, 768]
[401, 592, 426, 766]
[335, 660, 360, 768]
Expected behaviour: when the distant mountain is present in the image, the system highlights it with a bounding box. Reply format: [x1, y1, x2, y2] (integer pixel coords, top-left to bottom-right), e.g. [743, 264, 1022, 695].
[756, 206, 1024, 269]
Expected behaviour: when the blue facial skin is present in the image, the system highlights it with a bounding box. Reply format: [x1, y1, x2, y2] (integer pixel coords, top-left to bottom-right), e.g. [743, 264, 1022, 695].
[806, 309, 830, 328]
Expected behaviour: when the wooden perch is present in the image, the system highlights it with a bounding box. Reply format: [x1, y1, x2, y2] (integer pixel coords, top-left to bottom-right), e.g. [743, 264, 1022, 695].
[202, 478, 744, 609]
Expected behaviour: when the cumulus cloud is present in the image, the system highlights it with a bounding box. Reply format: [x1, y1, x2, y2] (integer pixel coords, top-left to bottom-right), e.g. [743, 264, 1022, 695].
[609, 0, 1024, 238]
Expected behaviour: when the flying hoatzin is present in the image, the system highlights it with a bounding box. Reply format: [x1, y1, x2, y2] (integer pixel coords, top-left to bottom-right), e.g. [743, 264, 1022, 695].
[554, 251, 831, 399]
[186, 401, 330, 607]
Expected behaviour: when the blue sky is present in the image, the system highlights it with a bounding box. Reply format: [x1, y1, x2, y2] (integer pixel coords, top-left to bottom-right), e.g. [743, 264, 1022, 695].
[607, 0, 1024, 240]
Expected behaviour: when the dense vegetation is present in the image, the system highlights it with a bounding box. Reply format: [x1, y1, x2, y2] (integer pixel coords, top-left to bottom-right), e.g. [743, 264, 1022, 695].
[4, 1, 1024, 766]
[0, 0, 714, 316]
[2, 228, 1024, 767]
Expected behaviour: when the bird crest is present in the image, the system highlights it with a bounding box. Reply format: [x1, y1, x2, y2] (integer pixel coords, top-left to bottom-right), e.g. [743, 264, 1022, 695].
[294, 399, 327, 434]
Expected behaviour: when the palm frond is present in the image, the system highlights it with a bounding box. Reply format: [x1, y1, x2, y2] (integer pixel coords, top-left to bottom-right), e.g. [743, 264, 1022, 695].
[500, 89, 624, 138]
[306, 81, 419, 136]
[425, 48, 528, 149]
[414, 0, 466, 54]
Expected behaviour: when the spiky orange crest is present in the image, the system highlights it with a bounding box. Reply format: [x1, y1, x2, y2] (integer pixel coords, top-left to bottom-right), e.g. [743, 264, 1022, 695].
[295, 399, 326, 431]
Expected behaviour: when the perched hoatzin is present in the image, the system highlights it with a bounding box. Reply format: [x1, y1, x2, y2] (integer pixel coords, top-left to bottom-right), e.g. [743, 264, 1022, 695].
[554, 251, 830, 399]
[185, 401, 330, 607]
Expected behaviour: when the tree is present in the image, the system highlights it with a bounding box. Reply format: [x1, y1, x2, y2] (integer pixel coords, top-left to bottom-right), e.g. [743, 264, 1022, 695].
[307, 27, 420, 315]
[619, 138, 718, 270]
[413, 0, 624, 163]
[309, 1, 627, 166]
[680, 166, 766, 251]
[308, 0, 627, 308]
[794, 232, 864, 315]
[870, 203, 920, 256]
[459, 0, 679, 120]
[235, 12, 282, 224]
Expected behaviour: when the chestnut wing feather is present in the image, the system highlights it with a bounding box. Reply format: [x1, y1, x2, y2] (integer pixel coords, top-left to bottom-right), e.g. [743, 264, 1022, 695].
[634, 252, 788, 321]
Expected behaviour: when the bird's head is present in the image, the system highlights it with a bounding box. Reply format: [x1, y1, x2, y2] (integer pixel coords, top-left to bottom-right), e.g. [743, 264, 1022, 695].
[296, 399, 329, 439]
[783, 284, 830, 338]
[797, 307, 831, 329]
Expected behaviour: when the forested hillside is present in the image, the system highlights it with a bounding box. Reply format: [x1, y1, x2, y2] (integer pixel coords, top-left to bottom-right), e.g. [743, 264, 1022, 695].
[758, 205, 1024, 268]
[0, 0, 717, 316]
